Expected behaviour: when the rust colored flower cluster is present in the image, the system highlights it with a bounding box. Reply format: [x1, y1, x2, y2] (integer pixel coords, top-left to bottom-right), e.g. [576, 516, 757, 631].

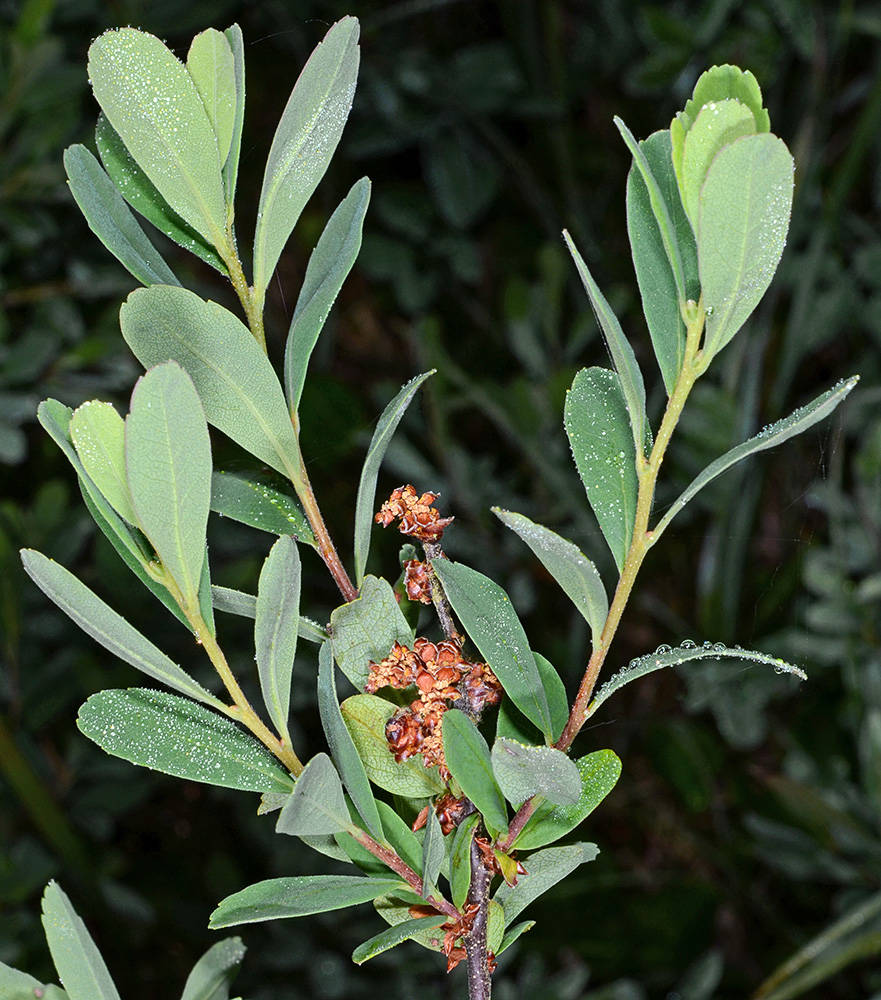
[409, 902, 496, 972]
[375, 484, 453, 542]
[403, 558, 432, 604]
[366, 636, 502, 778]
[412, 792, 472, 836]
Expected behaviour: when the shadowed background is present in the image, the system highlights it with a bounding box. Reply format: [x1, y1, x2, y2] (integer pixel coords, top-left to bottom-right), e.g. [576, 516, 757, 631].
[2, 1, 880, 997]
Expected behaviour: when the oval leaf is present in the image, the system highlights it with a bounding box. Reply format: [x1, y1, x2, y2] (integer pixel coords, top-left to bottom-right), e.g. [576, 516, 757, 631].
[253, 17, 360, 293]
[564, 366, 638, 571]
[431, 559, 552, 738]
[209, 875, 406, 929]
[491, 738, 581, 807]
[77, 688, 295, 793]
[180, 937, 245, 1000]
[210, 471, 314, 546]
[41, 882, 121, 1000]
[699, 133, 794, 357]
[353, 371, 434, 584]
[514, 749, 622, 851]
[255, 536, 300, 744]
[70, 400, 138, 525]
[276, 752, 349, 836]
[63, 144, 179, 287]
[286, 177, 372, 413]
[449, 813, 480, 910]
[21, 549, 219, 708]
[442, 709, 507, 836]
[493, 508, 608, 651]
[125, 361, 212, 605]
[341, 694, 445, 797]
[88, 28, 228, 248]
[186, 29, 236, 167]
[120, 286, 301, 480]
[318, 642, 383, 838]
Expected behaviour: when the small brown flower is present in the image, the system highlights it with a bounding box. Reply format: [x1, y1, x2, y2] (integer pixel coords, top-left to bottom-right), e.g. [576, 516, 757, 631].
[460, 661, 503, 714]
[364, 641, 422, 693]
[441, 902, 479, 971]
[375, 484, 454, 542]
[434, 793, 470, 834]
[404, 559, 433, 604]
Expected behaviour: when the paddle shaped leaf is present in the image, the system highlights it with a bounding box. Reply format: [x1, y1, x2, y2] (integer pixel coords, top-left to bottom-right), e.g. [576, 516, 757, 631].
[179, 937, 245, 1000]
[63, 144, 179, 287]
[491, 738, 582, 807]
[431, 559, 552, 738]
[210, 875, 405, 928]
[654, 377, 859, 537]
[699, 133, 794, 357]
[513, 749, 622, 851]
[120, 286, 301, 480]
[77, 688, 295, 793]
[253, 17, 360, 294]
[186, 29, 236, 168]
[493, 508, 608, 650]
[493, 843, 599, 924]
[563, 230, 646, 454]
[318, 642, 383, 838]
[88, 28, 228, 250]
[330, 575, 413, 689]
[286, 177, 372, 413]
[442, 709, 508, 836]
[625, 129, 699, 394]
[353, 371, 434, 584]
[125, 361, 212, 607]
[341, 694, 445, 797]
[21, 549, 220, 708]
[211, 471, 314, 546]
[255, 536, 300, 745]
[588, 642, 806, 719]
[69, 400, 137, 525]
[352, 915, 447, 965]
[564, 367, 638, 571]
[41, 882, 121, 1000]
[276, 753, 349, 836]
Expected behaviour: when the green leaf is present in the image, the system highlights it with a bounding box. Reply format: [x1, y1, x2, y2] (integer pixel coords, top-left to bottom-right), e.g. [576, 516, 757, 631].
[120, 287, 300, 478]
[431, 559, 552, 738]
[255, 536, 300, 745]
[494, 843, 598, 924]
[487, 900, 505, 954]
[491, 738, 581, 807]
[276, 752, 350, 835]
[63, 144, 179, 287]
[625, 129, 699, 395]
[682, 65, 769, 134]
[341, 694, 445, 797]
[562, 230, 646, 454]
[88, 28, 228, 248]
[513, 750, 622, 851]
[699, 133, 794, 357]
[680, 99, 756, 227]
[533, 653, 569, 744]
[209, 875, 406, 928]
[654, 377, 859, 537]
[497, 920, 536, 956]
[286, 178, 372, 413]
[21, 549, 220, 707]
[69, 400, 138, 525]
[352, 915, 447, 965]
[0, 963, 50, 997]
[222, 25, 245, 203]
[318, 642, 383, 838]
[588, 643, 807, 719]
[353, 371, 434, 584]
[41, 882, 121, 1000]
[212, 585, 327, 642]
[442, 709, 507, 836]
[564, 367, 638, 571]
[77, 688, 295, 793]
[125, 361, 212, 606]
[330, 575, 414, 689]
[253, 17, 360, 294]
[376, 802, 423, 873]
[421, 807, 445, 899]
[449, 813, 480, 909]
[186, 29, 236, 168]
[180, 938, 245, 1000]
[95, 115, 226, 273]
[614, 116, 686, 305]
[211, 471, 314, 546]
[493, 508, 608, 651]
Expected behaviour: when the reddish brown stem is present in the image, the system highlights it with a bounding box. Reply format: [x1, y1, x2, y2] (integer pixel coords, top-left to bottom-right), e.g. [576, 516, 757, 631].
[465, 837, 493, 999]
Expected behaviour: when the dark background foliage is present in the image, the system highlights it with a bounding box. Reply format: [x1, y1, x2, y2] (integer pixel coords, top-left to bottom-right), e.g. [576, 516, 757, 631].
[2, 0, 880, 997]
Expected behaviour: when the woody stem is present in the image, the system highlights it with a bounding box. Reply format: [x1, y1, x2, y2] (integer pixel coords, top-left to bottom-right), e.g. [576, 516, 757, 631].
[424, 541, 461, 641]
[465, 839, 493, 1000]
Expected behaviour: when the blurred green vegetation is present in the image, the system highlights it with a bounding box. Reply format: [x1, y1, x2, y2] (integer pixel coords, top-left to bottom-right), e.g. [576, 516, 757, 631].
[1, 0, 880, 997]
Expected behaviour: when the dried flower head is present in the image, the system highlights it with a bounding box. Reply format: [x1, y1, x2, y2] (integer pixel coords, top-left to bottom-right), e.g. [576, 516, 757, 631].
[403, 558, 433, 603]
[375, 484, 454, 542]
